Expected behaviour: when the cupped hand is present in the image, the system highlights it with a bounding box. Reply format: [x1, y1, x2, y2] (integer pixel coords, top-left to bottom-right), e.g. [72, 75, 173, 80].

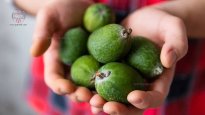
[90, 7, 188, 115]
[90, 66, 175, 115]
[31, 0, 94, 102]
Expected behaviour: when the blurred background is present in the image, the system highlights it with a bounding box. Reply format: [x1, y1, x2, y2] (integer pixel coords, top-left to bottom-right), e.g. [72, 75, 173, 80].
[0, 0, 36, 114]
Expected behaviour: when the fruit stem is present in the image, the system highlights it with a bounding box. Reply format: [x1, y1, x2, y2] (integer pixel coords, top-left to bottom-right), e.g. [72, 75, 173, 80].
[96, 71, 106, 79]
[121, 28, 132, 39]
[93, 71, 111, 80]
[90, 71, 104, 82]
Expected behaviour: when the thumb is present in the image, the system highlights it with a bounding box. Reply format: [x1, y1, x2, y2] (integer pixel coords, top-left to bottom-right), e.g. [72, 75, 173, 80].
[160, 32, 188, 68]
[30, 8, 57, 57]
[160, 16, 188, 68]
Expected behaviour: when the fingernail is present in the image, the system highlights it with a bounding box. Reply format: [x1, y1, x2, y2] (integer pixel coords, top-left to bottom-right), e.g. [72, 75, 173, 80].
[135, 98, 143, 104]
[170, 51, 177, 67]
[91, 107, 103, 115]
[59, 88, 68, 95]
[110, 112, 117, 115]
[76, 96, 83, 102]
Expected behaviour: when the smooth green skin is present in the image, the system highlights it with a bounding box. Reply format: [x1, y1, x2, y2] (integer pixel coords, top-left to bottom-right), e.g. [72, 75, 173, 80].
[71, 55, 100, 89]
[59, 27, 89, 65]
[88, 24, 131, 63]
[83, 3, 115, 32]
[95, 62, 145, 104]
[127, 36, 164, 78]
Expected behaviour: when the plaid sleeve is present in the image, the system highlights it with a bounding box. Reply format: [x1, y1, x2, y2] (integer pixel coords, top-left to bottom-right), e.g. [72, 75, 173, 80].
[26, 57, 69, 115]
[27, 56, 108, 115]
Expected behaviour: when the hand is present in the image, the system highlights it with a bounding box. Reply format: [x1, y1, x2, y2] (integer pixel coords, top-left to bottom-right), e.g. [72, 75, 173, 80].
[90, 66, 175, 115]
[90, 7, 188, 115]
[31, 0, 94, 102]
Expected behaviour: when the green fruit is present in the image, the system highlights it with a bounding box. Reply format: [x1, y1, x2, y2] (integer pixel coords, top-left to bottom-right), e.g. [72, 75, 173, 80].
[95, 62, 145, 104]
[59, 27, 89, 65]
[127, 36, 164, 78]
[71, 55, 100, 89]
[83, 3, 115, 32]
[88, 24, 132, 63]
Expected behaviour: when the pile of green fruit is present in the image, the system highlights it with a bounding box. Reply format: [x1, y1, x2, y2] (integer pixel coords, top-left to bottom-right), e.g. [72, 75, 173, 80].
[59, 3, 164, 104]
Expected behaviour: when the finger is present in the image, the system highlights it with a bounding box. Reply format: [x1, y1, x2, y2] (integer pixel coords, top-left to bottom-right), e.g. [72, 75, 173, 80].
[90, 94, 106, 108]
[67, 93, 79, 102]
[90, 94, 105, 114]
[44, 39, 76, 95]
[128, 90, 164, 109]
[30, 7, 58, 57]
[75, 87, 93, 102]
[103, 102, 143, 115]
[91, 106, 103, 115]
[160, 16, 188, 68]
[128, 66, 175, 109]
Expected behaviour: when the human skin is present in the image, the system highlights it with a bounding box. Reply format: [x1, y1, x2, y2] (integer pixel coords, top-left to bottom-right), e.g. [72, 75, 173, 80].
[14, 0, 205, 114]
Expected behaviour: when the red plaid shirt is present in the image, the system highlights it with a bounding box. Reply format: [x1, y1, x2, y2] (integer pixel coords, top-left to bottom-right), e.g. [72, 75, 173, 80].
[27, 0, 205, 115]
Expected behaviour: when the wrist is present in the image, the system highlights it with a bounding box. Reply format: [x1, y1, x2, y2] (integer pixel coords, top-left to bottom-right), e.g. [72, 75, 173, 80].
[14, 0, 50, 15]
[151, 0, 205, 38]
[150, 1, 188, 25]
[14, 0, 94, 16]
